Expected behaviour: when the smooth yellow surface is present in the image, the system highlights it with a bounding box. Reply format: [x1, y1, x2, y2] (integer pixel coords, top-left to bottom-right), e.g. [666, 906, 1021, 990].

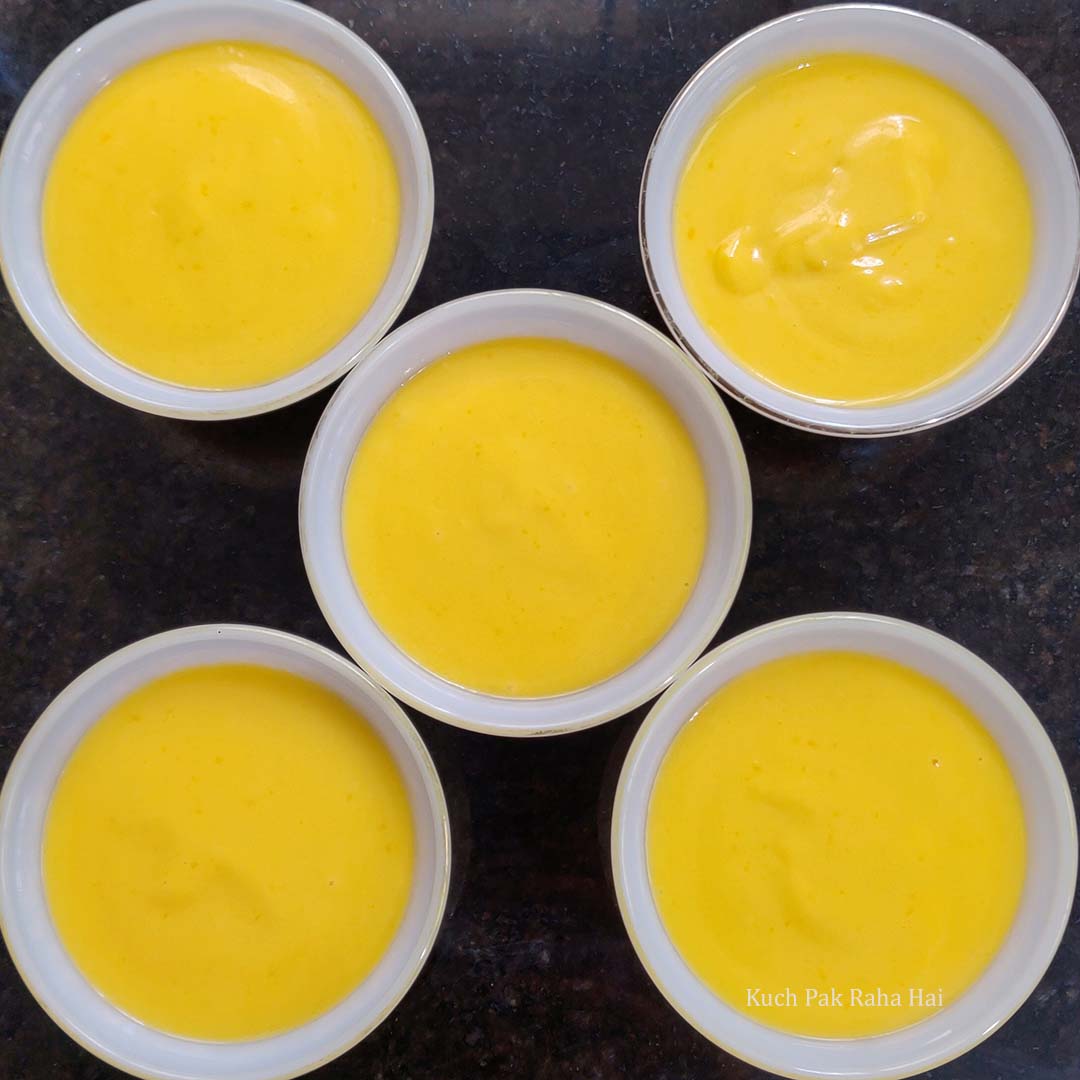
[44, 665, 415, 1040]
[343, 337, 708, 697]
[43, 42, 400, 389]
[648, 651, 1026, 1037]
[675, 54, 1033, 404]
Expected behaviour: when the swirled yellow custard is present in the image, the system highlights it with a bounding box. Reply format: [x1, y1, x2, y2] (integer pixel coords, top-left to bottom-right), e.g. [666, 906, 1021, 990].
[675, 54, 1033, 404]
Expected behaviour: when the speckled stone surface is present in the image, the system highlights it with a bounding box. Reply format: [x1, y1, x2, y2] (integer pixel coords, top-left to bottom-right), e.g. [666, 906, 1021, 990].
[1, 1, 1078, 1077]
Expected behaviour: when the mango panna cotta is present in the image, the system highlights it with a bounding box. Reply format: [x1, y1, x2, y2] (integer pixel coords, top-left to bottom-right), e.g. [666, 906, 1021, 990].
[343, 336, 709, 697]
[44, 664, 415, 1040]
[648, 650, 1026, 1038]
[43, 41, 399, 390]
[675, 53, 1033, 405]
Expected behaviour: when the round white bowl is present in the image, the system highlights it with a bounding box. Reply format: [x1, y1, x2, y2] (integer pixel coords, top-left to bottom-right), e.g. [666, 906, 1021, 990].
[0, 625, 451, 1080]
[0, 0, 434, 419]
[640, 4, 1080, 437]
[612, 612, 1077, 1080]
[300, 288, 753, 737]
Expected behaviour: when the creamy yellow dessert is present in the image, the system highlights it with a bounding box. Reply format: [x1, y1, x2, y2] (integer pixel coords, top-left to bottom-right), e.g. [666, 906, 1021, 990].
[675, 54, 1033, 404]
[648, 651, 1026, 1037]
[343, 337, 708, 697]
[44, 664, 414, 1040]
[43, 41, 399, 389]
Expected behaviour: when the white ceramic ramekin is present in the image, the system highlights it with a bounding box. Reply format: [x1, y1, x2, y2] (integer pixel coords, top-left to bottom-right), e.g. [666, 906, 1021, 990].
[612, 612, 1077, 1080]
[0, 0, 433, 419]
[640, 5, 1080, 437]
[300, 289, 752, 737]
[0, 625, 451, 1080]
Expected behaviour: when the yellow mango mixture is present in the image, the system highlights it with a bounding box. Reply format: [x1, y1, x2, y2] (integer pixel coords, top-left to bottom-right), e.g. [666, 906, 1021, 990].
[343, 337, 708, 697]
[675, 54, 1033, 404]
[44, 665, 414, 1040]
[43, 41, 399, 389]
[648, 651, 1026, 1037]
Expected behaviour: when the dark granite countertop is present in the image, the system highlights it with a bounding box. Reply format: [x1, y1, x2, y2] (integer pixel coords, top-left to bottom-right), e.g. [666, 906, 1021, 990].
[1, 1, 1078, 1077]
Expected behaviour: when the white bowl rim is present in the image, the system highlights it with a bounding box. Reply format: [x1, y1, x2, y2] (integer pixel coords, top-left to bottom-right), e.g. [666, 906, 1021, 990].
[299, 287, 754, 737]
[0, 0, 434, 420]
[0, 623, 452, 1080]
[611, 611, 1078, 1080]
[639, 3, 1080, 437]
